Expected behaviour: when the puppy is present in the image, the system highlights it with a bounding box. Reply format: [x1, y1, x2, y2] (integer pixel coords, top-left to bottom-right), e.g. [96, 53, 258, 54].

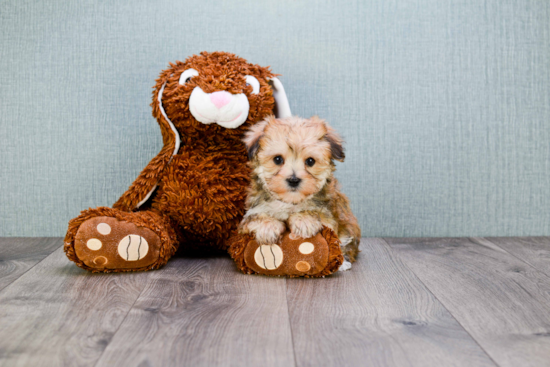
[239, 115, 361, 269]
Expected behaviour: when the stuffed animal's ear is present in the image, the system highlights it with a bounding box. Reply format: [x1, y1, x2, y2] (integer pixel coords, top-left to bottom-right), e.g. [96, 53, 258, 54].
[268, 77, 291, 118]
[325, 124, 345, 162]
[243, 118, 271, 159]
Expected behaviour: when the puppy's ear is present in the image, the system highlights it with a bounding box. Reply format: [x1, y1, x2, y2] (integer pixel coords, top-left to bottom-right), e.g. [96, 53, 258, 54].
[243, 117, 272, 159]
[310, 116, 346, 162]
[325, 125, 345, 162]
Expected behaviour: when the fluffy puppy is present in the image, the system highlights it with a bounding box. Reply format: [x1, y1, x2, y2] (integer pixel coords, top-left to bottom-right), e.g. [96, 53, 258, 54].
[239, 115, 361, 266]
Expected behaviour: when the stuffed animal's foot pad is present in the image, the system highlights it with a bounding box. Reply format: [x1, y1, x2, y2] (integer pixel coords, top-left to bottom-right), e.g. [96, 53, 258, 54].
[74, 216, 160, 270]
[254, 244, 284, 270]
[244, 233, 330, 276]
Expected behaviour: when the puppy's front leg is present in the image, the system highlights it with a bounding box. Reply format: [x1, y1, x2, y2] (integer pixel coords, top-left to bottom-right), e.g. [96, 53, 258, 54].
[240, 215, 286, 245]
[288, 211, 323, 239]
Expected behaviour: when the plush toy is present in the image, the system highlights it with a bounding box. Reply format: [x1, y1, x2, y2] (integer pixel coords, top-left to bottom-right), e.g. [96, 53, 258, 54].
[228, 228, 344, 277]
[64, 51, 344, 277]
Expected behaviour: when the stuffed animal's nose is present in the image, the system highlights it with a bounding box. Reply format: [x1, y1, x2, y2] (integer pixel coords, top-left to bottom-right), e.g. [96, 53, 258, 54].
[286, 175, 302, 188]
[210, 91, 232, 109]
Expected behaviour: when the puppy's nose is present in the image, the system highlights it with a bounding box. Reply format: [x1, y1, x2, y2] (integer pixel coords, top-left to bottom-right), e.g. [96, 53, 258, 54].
[286, 175, 302, 188]
[210, 91, 232, 109]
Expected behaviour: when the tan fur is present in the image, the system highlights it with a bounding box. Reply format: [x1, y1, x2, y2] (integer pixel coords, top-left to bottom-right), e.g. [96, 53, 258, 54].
[240, 116, 361, 262]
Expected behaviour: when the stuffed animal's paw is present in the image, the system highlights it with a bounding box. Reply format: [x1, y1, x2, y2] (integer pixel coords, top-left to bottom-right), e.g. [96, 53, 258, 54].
[237, 228, 344, 277]
[71, 215, 163, 271]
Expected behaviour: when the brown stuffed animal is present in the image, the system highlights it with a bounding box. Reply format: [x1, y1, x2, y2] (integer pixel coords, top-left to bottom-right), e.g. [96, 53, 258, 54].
[64, 51, 343, 277]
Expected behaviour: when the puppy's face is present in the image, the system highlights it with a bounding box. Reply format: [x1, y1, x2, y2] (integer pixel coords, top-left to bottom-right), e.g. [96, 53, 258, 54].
[244, 116, 345, 204]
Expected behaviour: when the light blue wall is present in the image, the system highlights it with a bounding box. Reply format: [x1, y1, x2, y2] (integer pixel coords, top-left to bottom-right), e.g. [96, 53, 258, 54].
[1, 0, 549, 237]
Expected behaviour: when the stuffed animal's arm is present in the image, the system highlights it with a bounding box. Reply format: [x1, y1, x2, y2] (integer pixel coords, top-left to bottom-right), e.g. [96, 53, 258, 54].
[112, 145, 173, 212]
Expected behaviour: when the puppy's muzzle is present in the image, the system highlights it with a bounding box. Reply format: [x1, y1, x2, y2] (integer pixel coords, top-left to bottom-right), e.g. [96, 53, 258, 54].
[286, 175, 302, 188]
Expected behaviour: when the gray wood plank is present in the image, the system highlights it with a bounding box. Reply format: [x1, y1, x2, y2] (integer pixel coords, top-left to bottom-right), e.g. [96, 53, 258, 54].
[0, 237, 60, 291]
[480, 237, 550, 277]
[286, 238, 496, 367]
[0, 247, 150, 367]
[94, 256, 295, 367]
[385, 237, 550, 367]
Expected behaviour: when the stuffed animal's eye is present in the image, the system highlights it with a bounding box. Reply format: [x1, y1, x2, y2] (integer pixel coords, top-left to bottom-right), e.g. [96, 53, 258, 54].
[273, 155, 284, 165]
[305, 157, 315, 167]
[245, 75, 260, 94]
[179, 69, 199, 85]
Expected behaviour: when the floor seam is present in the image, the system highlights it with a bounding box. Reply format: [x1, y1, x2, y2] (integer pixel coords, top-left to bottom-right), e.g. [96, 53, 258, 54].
[380, 238, 502, 367]
[470, 237, 550, 280]
[92, 273, 150, 367]
[284, 278, 299, 367]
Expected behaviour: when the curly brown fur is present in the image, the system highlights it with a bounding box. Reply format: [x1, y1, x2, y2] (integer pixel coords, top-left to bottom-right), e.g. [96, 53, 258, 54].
[146, 53, 278, 250]
[114, 52, 277, 223]
[66, 52, 285, 272]
[239, 116, 361, 265]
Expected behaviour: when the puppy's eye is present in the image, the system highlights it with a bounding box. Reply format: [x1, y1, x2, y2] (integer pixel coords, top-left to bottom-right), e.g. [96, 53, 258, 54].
[273, 155, 284, 165]
[305, 157, 316, 167]
[179, 69, 199, 85]
[245, 75, 260, 94]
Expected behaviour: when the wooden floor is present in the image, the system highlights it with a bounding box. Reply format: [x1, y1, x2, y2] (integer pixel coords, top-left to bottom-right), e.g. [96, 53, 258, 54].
[0, 237, 549, 367]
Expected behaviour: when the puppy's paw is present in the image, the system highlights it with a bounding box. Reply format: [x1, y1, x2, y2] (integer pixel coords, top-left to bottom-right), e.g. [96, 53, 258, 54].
[242, 217, 286, 245]
[338, 259, 352, 272]
[254, 219, 286, 244]
[289, 214, 323, 239]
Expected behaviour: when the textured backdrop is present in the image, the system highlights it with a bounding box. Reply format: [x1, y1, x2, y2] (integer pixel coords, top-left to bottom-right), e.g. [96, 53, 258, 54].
[1, 0, 549, 237]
